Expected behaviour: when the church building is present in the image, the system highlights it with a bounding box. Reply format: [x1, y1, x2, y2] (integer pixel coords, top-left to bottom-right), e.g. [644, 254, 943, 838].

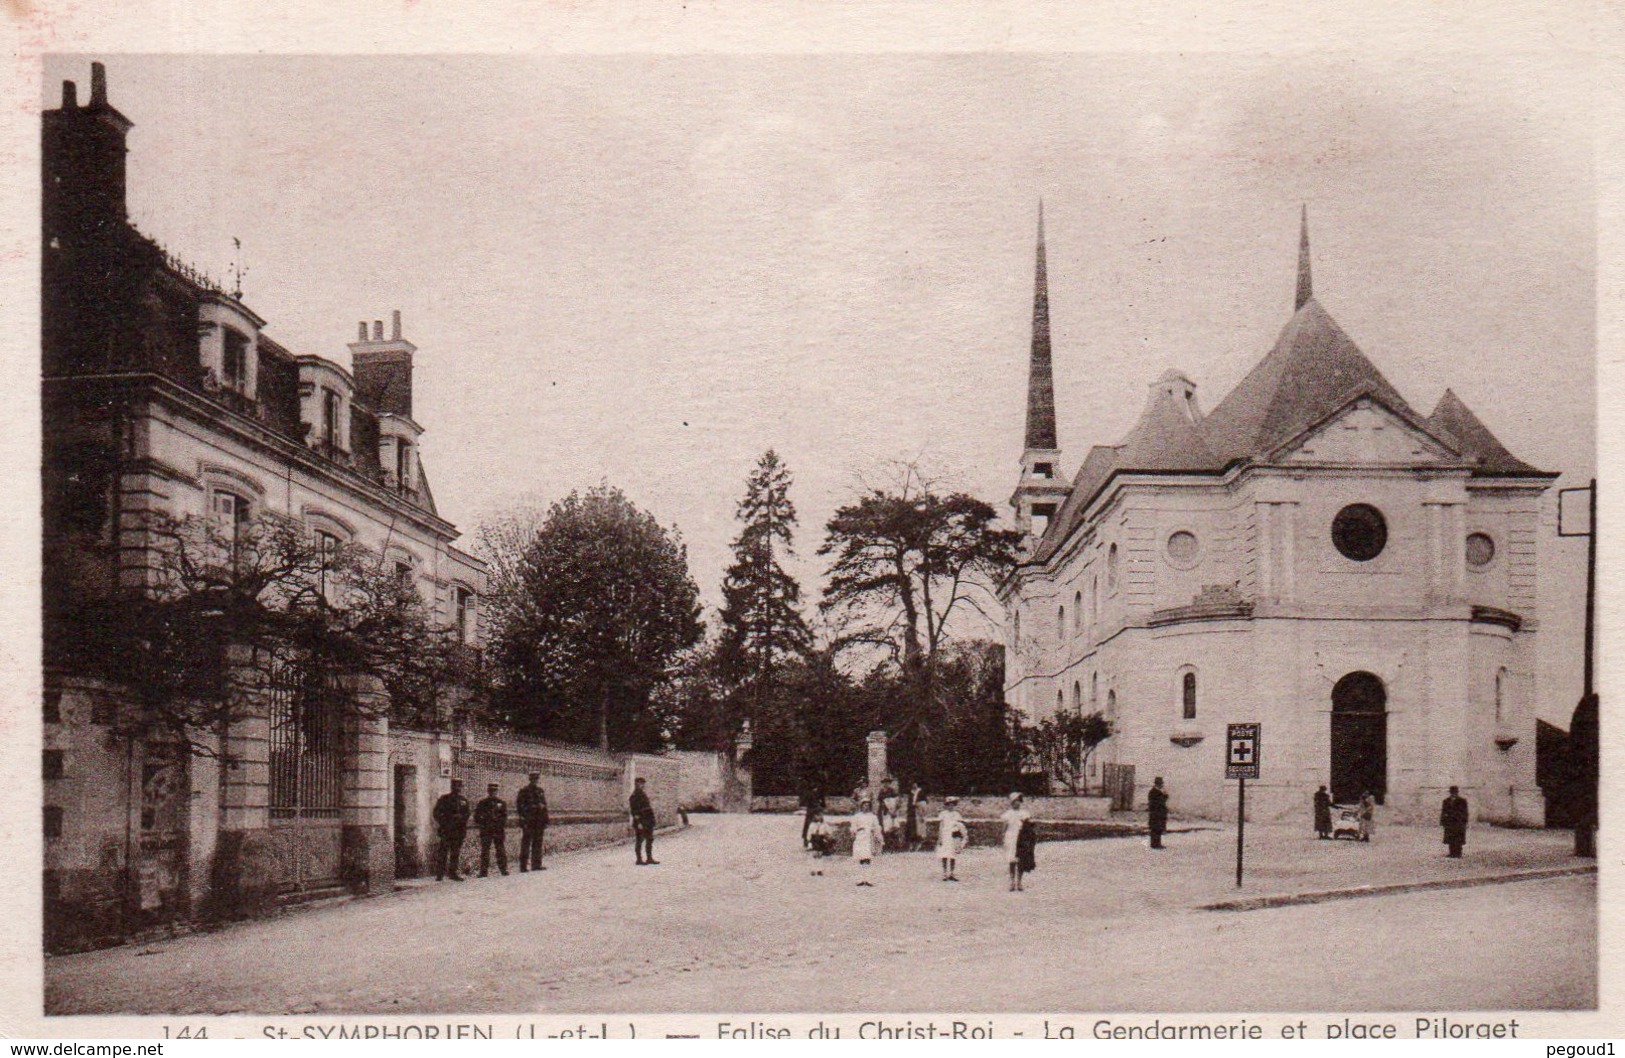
[1000, 207, 1555, 825]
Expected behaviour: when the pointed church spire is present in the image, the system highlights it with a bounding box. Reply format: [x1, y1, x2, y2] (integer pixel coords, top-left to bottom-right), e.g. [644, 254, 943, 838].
[1295, 204, 1313, 311]
[1025, 200, 1058, 450]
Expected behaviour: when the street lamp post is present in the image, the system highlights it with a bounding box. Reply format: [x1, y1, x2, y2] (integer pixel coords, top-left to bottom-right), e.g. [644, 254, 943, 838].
[1558, 479, 1598, 857]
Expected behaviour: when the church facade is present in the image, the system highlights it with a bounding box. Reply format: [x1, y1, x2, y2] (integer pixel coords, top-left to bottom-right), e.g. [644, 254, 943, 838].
[1000, 209, 1555, 826]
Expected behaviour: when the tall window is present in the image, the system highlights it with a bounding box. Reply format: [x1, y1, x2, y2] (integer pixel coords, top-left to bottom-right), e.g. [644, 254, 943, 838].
[1091, 672, 1098, 710]
[316, 530, 342, 596]
[1182, 670, 1197, 720]
[395, 560, 414, 590]
[211, 490, 250, 560]
[1072, 680, 1082, 711]
[1073, 590, 1082, 636]
[395, 441, 412, 491]
[222, 328, 249, 390]
[1107, 543, 1120, 593]
[322, 388, 341, 448]
[1106, 688, 1117, 719]
[1495, 667, 1509, 724]
[455, 587, 475, 644]
[1057, 604, 1065, 642]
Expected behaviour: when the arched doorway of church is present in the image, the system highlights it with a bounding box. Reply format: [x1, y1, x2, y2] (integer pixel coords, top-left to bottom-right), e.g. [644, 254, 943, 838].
[1330, 671, 1387, 804]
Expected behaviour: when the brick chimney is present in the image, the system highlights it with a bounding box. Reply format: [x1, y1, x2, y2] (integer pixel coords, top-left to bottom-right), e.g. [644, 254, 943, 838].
[43, 61, 135, 243]
[348, 310, 416, 419]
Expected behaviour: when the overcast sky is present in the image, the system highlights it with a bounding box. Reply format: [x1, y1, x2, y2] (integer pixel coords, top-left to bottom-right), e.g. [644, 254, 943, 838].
[45, 52, 1596, 716]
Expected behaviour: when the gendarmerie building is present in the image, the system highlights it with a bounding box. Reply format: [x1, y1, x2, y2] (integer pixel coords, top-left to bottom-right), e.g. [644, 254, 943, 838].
[1000, 207, 1555, 825]
[42, 64, 486, 946]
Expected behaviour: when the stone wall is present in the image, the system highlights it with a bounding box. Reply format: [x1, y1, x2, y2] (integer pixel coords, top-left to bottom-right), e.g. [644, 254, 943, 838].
[672, 750, 751, 812]
[389, 728, 687, 879]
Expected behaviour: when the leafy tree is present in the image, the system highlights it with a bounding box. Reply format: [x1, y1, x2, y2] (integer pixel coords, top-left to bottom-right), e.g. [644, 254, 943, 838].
[819, 463, 1022, 674]
[50, 509, 465, 758]
[490, 485, 703, 751]
[713, 450, 813, 749]
[1026, 709, 1114, 795]
[819, 463, 1022, 763]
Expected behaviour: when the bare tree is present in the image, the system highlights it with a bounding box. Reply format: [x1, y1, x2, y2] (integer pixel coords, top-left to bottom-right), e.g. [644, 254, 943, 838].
[53, 510, 465, 758]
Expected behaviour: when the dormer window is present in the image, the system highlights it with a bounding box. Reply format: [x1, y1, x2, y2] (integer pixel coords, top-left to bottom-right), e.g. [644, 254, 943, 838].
[1034, 462, 1054, 479]
[395, 440, 413, 492]
[322, 388, 341, 448]
[222, 328, 250, 391]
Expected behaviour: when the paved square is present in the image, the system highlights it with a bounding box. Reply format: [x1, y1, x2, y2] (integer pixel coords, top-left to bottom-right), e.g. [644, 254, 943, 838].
[46, 815, 1594, 1014]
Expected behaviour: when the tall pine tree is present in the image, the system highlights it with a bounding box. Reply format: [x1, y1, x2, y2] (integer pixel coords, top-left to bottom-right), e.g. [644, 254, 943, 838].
[716, 451, 813, 748]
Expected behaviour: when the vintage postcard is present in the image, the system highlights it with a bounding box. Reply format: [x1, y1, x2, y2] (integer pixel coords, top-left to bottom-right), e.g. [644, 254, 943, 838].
[2, 0, 1619, 1044]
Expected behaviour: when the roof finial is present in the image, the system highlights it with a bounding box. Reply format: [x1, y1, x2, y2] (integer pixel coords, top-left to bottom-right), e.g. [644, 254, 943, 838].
[1024, 201, 1058, 451]
[1296, 204, 1313, 311]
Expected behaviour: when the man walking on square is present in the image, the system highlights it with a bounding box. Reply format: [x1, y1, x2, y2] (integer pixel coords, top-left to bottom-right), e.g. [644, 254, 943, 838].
[516, 772, 549, 872]
[1440, 786, 1470, 858]
[630, 777, 659, 865]
[475, 782, 510, 877]
[432, 779, 470, 881]
[1147, 776, 1170, 849]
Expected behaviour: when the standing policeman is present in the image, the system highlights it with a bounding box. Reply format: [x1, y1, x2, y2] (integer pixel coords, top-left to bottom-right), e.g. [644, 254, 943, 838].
[475, 782, 510, 877]
[630, 777, 658, 865]
[432, 779, 471, 881]
[516, 772, 549, 872]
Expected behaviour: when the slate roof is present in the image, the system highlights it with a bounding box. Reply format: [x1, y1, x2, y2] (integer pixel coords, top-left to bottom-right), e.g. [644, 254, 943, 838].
[1428, 388, 1547, 476]
[1028, 294, 1551, 565]
[1025, 206, 1058, 451]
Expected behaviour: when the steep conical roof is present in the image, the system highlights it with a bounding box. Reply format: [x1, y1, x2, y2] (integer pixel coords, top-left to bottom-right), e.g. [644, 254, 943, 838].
[1295, 205, 1313, 311]
[1428, 389, 1548, 476]
[1198, 297, 1417, 465]
[1024, 203, 1058, 451]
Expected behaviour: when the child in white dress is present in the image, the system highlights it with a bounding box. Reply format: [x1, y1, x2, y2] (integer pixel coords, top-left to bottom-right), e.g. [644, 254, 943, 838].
[1001, 792, 1033, 892]
[936, 796, 968, 881]
[850, 799, 881, 887]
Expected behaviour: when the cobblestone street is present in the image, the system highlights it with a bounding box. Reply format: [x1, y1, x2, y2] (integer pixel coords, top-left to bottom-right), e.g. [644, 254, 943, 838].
[46, 814, 1595, 1015]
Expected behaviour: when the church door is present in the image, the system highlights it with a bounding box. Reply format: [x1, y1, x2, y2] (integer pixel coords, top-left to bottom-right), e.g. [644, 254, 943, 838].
[1330, 671, 1387, 804]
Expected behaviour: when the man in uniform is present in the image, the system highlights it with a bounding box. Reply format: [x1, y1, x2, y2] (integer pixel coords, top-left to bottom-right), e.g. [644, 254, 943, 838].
[432, 779, 471, 881]
[1440, 785, 1470, 858]
[516, 772, 550, 872]
[630, 776, 658, 865]
[474, 782, 510, 877]
[1147, 776, 1170, 849]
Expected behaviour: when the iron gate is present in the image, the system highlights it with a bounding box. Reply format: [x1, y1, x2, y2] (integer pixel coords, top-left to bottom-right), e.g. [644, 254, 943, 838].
[267, 656, 345, 893]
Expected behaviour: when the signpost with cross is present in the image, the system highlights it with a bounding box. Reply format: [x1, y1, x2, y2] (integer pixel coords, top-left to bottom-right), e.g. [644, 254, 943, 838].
[1227, 723, 1260, 887]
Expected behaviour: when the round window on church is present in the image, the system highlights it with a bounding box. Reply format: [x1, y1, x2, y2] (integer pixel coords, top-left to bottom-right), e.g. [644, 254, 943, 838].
[1466, 532, 1496, 569]
[1332, 504, 1387, 562]
[1166, 530, 1200, 569]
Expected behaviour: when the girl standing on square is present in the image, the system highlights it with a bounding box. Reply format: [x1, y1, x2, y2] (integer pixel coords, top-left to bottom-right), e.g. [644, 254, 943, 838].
[936, 796, 968, 881]
[850, 799, 881, 887]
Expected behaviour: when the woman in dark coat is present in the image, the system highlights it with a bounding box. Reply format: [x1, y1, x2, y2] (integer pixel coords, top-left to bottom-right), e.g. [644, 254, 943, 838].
[1313, 786, 1333, 839]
